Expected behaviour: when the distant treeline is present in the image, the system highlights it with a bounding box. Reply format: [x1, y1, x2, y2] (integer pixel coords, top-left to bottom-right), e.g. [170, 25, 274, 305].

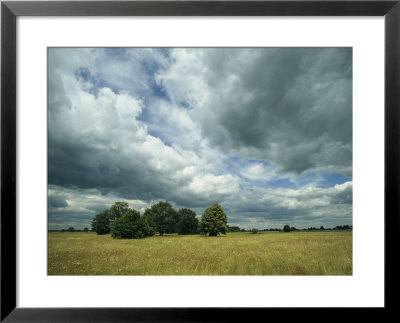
[51, 222, 352, 234]
[227, 224, 352, 233]
[262, 224, 353, 232]
[49, 227, 89, 233]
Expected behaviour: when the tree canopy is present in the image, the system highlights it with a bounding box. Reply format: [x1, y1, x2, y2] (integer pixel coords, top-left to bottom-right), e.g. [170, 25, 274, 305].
[176, 208, 199, 235]
[143, 201, 178, 236]
[109, 201, 130, 220]
[228, 225, 241, 232]
[200, 203, 228, 236]
[91, 210, 112, 235]
[111, 208, 154, 239]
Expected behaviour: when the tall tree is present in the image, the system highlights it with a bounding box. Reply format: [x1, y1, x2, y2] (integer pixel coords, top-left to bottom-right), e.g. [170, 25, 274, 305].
[176, 208, 199, 235]
[91, 210, 112, 234]
[143, 201, 177, 236]
[200, 204, 228, 236]
[109, 201, 130, 220]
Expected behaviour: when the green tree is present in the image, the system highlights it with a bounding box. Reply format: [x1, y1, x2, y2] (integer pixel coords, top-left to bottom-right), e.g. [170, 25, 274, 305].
[111, 208, 154, 239]
[109, 201, 130, 220]
[290, 226, 296, 231]
[167, 208, 180, 233]
[283, 224, 291, 232]
[83, 227, 89, 232]
[176, 208, 199, 235]
[228, 225, 241, 232]
[143, 201, 177, 236]
[92, 210, 112, 235]
[200, 204, 228, 236]
[251, 228, 258, 234]
[67, 226, 75, 232]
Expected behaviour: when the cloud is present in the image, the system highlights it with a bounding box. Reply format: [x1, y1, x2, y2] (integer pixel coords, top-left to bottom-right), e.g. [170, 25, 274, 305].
[221, 182, 352, 229]
[48, 48, 352, 229]
[240, 162, 277, 181]
[48, 185, 149, 229]
[48, 193, 69, 209]
[156, 48, 352, 176]
[48, 48, 239, 210]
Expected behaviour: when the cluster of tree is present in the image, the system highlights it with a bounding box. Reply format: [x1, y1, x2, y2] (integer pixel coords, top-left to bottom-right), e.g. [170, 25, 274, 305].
[227, 225, 241, 232]
[283, 225, 297, 232]
[333, 225, 352, 230]
[91, 201, 232, 239]
[111, 208, 154, 239]
[142, 201, 199, 236]
[91, 201, 201, 239]
[306, 226, 325, 231]
[92, 201, 154, 239]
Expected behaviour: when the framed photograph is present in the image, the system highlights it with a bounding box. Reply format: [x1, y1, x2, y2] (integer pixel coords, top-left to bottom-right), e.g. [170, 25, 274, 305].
[1, 0, 398, 321]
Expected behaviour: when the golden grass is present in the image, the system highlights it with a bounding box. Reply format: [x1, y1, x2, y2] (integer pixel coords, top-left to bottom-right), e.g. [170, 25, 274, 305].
[48, 231, 352, 275]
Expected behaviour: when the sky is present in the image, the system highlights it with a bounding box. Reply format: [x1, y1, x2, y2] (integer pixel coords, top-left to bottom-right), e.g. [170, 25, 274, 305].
[48, 47, 352, 230]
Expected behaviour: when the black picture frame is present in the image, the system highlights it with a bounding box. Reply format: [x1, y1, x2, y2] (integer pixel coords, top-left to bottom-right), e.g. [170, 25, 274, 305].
[1, 1, 399, 321]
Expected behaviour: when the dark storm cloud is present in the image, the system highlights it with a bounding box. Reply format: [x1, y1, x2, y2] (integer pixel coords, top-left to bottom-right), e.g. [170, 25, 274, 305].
[47, 185, 149, 230]
[177, 48, 352, 176]
[49, 211, 94, 229]
[48, 136, 193, 202]
[48, 194, 69, 209]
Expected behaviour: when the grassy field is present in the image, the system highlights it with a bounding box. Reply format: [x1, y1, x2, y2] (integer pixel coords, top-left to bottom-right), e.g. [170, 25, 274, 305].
[48, 231, 352, 275]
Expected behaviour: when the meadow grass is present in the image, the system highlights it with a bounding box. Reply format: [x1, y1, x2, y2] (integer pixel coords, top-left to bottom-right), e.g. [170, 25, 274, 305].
[48, 231, 352, 275]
